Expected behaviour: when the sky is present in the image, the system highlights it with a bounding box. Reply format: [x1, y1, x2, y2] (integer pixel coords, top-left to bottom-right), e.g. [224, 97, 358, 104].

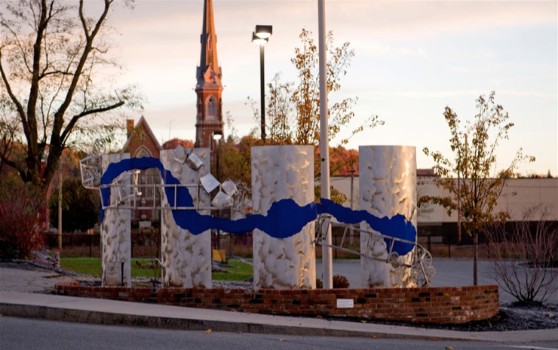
[103, 0, 557, 176]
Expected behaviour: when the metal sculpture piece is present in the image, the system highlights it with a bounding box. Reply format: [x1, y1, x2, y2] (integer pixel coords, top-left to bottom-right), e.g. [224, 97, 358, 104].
[251, 145, 316, 289]
[80, 144, 434, 288]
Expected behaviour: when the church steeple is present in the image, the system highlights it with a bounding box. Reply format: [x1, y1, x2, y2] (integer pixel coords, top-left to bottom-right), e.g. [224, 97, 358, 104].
[195, 0, 224, 148]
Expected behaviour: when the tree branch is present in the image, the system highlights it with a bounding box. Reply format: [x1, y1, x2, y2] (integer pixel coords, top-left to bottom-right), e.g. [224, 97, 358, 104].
[60, 100, 124, 144]
[0, 49, 27, 126]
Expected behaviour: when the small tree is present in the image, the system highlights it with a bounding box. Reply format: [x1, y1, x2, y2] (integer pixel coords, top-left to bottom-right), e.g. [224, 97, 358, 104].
[249, 29, 383, 147]
[485, 205, 558, 305]
[421, 92, 534, 285]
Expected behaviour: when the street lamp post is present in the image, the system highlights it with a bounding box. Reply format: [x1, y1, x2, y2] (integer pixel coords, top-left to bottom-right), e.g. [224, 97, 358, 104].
[252, 25, 272, 143]
[211, 130, 223, 180]
[211, 130, 223, 250]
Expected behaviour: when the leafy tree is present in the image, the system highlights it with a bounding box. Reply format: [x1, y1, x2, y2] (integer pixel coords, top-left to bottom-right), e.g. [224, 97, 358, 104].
[217, 134, 260, 186]
[162, 138, 195, 150]
[244, 28, 380, 203]
[249, 29, 383, 146]
[314, 185, 347, 205]
[329, 145, 358, 176]
[420, 92, 534, 285]
[49, 177, 99, 232]
[0, 0, 139, 192]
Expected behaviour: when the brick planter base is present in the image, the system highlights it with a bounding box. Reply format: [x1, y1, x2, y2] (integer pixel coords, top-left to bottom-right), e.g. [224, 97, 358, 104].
[55, 284, 499, 324]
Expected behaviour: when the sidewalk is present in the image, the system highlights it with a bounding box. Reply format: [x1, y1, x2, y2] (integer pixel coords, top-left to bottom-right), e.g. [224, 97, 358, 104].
[1, 263, 557, 344]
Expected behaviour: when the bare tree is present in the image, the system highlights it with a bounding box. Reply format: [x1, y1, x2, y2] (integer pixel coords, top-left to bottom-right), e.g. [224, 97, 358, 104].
[0, 0, 139, 191]
[485, 205, 558, 305]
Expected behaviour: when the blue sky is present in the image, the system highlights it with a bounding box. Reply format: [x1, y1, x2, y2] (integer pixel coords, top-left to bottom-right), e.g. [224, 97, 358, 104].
[107, 0, 557, 176]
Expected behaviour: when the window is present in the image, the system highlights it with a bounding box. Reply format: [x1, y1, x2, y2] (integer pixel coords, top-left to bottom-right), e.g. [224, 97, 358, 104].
[207, 96, 217, 120]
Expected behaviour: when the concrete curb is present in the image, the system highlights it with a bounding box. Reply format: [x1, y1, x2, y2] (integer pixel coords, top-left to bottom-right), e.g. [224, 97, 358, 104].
[0, 303, 422, 339]
[1, 292, 557, 343]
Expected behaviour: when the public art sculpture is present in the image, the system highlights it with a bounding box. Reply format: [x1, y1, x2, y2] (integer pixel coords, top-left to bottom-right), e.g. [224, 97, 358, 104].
[80, 144, 434, 289]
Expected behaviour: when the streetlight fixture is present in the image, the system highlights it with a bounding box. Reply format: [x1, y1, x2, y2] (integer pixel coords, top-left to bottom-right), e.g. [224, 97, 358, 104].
[252, 25, 272, 142]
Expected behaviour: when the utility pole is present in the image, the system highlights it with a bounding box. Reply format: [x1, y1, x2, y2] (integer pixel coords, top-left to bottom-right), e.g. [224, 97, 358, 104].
[318, 0, 333, 289]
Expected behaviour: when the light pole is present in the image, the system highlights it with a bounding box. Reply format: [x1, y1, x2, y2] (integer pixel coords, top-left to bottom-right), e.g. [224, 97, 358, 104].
[211, 130, 223, 250]
[252, 25, 272, 143]
[211, 130, 223, 180]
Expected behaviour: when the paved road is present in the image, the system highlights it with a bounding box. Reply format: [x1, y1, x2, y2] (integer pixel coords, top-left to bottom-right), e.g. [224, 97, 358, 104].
[0, 316, 544, 350]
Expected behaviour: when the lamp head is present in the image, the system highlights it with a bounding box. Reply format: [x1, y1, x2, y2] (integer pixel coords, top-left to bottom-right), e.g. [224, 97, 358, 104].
[252, 32, 268, 46]
[212, 130, 223, 141]
[254, 25, 272, 39]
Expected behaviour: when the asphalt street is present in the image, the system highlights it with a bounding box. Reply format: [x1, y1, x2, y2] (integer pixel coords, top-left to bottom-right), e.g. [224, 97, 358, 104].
[0, 316, 537, 350]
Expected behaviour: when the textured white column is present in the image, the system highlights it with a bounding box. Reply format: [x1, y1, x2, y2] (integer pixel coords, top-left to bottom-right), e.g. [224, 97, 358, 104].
[101, 153, 132, 287]
[160, 148, 212, 288]
[359, 146, 417, 288]
[251, 145, 316, 289]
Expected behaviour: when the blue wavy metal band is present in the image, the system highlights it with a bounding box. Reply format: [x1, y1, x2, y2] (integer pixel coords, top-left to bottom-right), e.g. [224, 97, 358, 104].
[100, 157, 416, 255]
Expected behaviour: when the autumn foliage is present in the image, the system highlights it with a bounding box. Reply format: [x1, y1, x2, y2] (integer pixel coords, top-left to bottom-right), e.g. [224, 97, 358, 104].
[0, 178, 44, 259]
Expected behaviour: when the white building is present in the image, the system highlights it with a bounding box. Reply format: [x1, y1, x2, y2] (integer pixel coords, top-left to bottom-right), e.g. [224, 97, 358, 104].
[331, 175, 558, 243]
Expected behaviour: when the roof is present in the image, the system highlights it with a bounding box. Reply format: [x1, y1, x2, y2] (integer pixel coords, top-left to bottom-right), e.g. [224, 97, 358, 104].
[121, 116, 162, 157]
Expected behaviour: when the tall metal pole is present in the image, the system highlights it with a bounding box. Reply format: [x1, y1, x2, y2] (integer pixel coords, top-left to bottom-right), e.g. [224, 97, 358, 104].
[318, 0, 333, 289]
[260, 45, 266, 142]
[216, 138, 220, 181]
[349, 167, 355, 245]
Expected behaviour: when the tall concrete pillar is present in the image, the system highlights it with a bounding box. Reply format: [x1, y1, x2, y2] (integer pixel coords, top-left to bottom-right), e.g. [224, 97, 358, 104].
[251, 145, 316, 289]
[359, 145, 417, 288]
[101, 153, 132, 287]
[160, 148, 212, 288]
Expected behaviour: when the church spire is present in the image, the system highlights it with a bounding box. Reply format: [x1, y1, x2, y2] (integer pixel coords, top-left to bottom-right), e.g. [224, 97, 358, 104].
[195, 0, 224, 148]
[199, 0, 219, 73]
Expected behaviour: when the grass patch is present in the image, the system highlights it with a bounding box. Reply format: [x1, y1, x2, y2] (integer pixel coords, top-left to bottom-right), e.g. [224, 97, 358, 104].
[213, 259, 252, 281]
[60, 257, 102, 276]
[60, 257, 160, 278]
[60, 257, 253, 281]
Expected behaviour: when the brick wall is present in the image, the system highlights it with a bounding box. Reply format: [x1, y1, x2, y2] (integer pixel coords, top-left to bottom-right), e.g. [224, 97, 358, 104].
[56, 284, 499, 324]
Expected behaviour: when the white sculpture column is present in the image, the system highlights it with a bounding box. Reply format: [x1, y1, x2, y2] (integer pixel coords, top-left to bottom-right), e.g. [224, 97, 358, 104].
[160, 148, 212, 288]
[101, 153, 132, 287]
[359, 145, 417, 288]
[251, 145, 316, 289]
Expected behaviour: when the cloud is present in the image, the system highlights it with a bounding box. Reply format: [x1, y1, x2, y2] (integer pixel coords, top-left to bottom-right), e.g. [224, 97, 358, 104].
[328, 1, 556, 40]
[357, 41, 428, 59]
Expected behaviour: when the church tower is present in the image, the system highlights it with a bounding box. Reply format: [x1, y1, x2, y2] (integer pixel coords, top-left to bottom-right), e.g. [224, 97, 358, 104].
[195, 0, 224, 148]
